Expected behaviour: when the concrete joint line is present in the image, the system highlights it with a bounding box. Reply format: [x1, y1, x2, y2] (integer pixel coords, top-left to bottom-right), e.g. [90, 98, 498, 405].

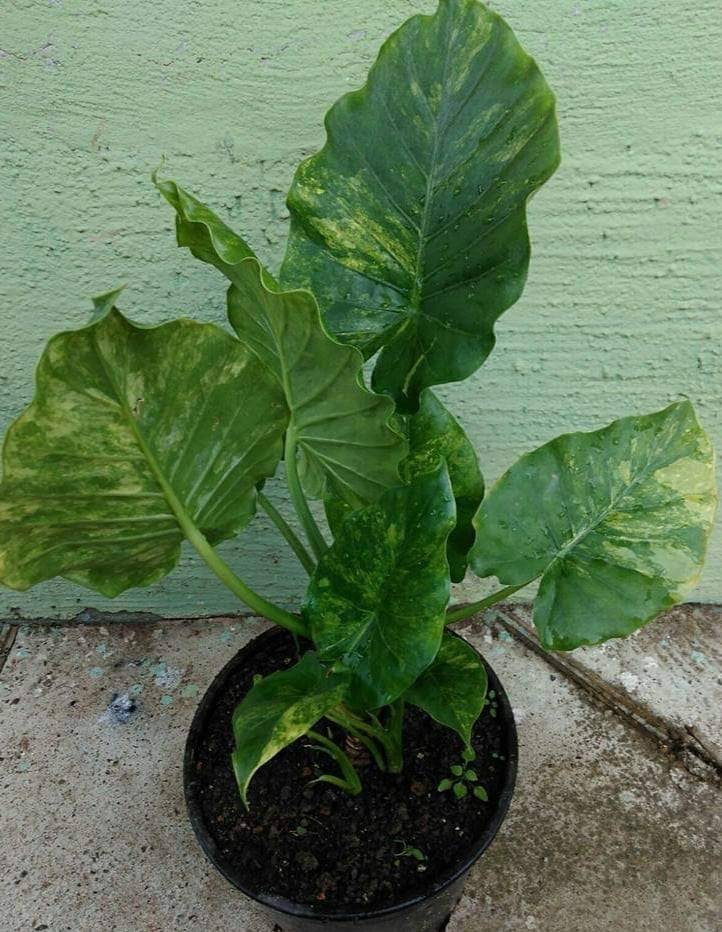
[0, 625, 18, 676]
[457, 604, 722, 785]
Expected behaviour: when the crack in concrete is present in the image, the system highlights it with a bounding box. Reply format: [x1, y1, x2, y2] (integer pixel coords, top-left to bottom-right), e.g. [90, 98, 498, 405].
[460, 604, 721, 785]
[0, 625, 18, 675]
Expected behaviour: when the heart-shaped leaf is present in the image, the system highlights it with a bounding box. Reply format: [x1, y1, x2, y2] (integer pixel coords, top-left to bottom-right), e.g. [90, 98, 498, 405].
[231, 652, 350, 806]
[155, 179, 407, 506]
[305, 462, 456, 709]
[0, 301, 287, 596]
[402, 389, 484, 581]
[405, 632, 488, 746]
[470, 401, 717, 650]
[281, 0, 560, 408]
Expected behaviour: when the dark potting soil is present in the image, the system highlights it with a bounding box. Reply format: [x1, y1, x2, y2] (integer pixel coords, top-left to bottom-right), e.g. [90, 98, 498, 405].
[191, 629, 509, 913]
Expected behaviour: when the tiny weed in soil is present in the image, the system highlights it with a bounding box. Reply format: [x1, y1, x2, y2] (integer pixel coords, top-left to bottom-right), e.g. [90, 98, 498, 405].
[438, 755, 488, 806]
[393, 841, 427, 862]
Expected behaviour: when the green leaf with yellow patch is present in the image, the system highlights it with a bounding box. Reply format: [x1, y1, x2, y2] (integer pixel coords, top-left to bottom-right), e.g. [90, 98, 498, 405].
[281, 0, 560, 408]
[470, 402, 717, 650]
[402, 389, 483, 581]
[405, 633, 488, 746]
[231, 652, 350, 807]
[324, 494, 354, 540]
[0, 301, 287, 596]
[305, 462, 456, 709]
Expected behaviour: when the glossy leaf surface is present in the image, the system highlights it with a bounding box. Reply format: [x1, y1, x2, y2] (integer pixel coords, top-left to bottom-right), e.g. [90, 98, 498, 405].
[471, 402, 717, 650]
[402, 389, 484, 581]
[405, 633, 487, 746]
[156, 179, 406, 505]
[231, 652, 349, 806]
[282, 0, 560, 407]
[305, 463, 456, 709]
[0, 305, 287, 596]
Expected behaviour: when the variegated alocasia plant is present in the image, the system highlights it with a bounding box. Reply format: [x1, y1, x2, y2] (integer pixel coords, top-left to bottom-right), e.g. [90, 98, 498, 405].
[0, 0, 717, 807]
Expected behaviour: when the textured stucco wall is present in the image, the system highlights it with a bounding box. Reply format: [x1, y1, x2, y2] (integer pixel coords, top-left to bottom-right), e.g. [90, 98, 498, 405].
[1, 0, 720, 619]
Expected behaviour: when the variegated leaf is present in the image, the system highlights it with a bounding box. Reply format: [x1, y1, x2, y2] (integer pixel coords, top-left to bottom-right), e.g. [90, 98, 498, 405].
[405, 633, 488, 746]
[402, 389, 484, 581]
[305, 462, 456, 709]
[231, 652, 350, 806]
[281, 0, 560, 408]
[470, 402, 717, 650]
[0, 301, 287, 596]
[155, 179, 407, 506]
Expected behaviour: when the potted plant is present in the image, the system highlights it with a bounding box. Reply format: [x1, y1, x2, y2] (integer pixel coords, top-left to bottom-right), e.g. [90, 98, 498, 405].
[0, 1, 716, 930]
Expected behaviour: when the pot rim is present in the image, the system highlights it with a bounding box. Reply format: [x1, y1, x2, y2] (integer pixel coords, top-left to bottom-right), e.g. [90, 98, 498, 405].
[184, 624, 518, 924]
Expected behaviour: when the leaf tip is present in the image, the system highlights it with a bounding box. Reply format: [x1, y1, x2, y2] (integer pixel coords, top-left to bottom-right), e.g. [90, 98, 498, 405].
[89, 285, 125, 324]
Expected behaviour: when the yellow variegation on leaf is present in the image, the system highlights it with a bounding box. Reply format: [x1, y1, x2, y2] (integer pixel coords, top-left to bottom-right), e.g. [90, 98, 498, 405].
[470, 402, 717, 650]
[405, 633, 488, 746]
[304, 462, 456, 709]
[282, 0, 560, 408]
[0, 299, 287, 596]
[231, 652, 350, 807]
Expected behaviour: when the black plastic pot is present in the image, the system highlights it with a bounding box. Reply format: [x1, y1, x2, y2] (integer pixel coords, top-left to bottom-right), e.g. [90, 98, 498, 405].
[185, 627, 518, 932]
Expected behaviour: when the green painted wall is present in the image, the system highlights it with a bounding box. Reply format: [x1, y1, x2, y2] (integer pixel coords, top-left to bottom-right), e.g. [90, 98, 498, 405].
[1, 0, 720, 619]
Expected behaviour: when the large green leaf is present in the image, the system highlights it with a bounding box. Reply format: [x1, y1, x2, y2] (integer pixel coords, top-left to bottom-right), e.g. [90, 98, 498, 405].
[305, 463, 456, 709]
[402, 389, 483, 581]
[231, 652, 350, 806]
[156, 179, 407, 505]
[405, 633, 487, 746]
[470, 402, 717, 651]
[0, 302, 287, 596]
[227, 258, 406, 505]
[281, 0, 560, 407]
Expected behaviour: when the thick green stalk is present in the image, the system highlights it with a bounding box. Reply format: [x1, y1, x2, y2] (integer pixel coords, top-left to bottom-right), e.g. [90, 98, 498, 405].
[325, 710, 387, 772]
[123, 398, 307, 638]
[445, 583, 531, 626]
[307, 729, 362, 796]
[284, 431, 328, 560]
[331, 704, 406, 773]
[385, 699, 405, 774]
[182, 520, 308, 637]
[258, 491, 315, 575]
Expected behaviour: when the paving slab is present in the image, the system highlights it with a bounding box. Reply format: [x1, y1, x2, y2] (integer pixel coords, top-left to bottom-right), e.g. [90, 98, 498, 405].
[487, 602, 722, 772]
[1, 617, 720, 932]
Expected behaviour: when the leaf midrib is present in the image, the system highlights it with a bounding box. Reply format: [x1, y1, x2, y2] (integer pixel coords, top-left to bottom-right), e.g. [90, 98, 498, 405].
[90, 328, 199, 544]
[552, 440, 685, 566]
[409, 9, 456, 310]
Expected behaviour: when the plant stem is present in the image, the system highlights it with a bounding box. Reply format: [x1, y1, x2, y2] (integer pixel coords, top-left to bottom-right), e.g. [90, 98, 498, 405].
[258, 491, 315, 576]
[183, 520, 308, 637]
[307, 729, 362, 796]
[325, 710, 388, 771]
[123, 405, 308, 638]
[445, 583, 530, 626]
[385, 699, 405, 774]
[284, 431, 328, 560]
[330, 704, 406, 773]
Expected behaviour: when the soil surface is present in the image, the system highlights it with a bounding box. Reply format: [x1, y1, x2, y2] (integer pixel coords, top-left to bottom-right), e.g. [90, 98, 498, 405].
[190, 629, 512, 912]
